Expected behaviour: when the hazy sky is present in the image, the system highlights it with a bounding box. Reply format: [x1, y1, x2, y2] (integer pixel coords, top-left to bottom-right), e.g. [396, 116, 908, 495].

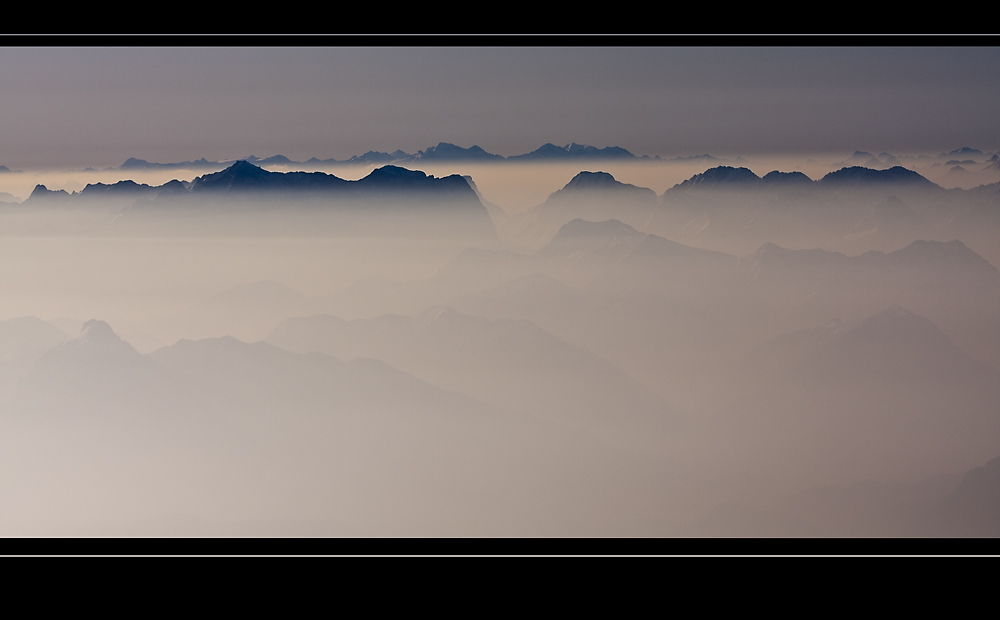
[1, 45, 998, 168]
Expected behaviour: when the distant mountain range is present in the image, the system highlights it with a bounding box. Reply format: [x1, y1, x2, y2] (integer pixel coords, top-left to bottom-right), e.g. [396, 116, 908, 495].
[19, 160, 498, 240]
[103, 145, 997, 173]
[109, 142, 725, 172]
[30, 160, 481, 202]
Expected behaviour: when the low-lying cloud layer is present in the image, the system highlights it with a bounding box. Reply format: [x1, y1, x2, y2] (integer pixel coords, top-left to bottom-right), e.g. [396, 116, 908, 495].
[2, 155, 999, 537]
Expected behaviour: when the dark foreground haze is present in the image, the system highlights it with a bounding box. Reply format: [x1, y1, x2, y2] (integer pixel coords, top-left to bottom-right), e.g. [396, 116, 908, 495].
[1, 151, 999, 538]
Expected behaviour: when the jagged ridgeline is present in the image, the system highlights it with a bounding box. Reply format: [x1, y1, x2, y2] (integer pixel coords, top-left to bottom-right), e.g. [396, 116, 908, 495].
[22, 161, 498, 239]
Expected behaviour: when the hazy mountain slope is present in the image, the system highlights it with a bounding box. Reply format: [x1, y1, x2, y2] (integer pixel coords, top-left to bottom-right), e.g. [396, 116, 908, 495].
[157, 280, 325, 343]
[915, 454, 1000, 536]
[731, 238, 1000, 368]
[264, 305, 682, 434]
[109, 162, 498, 240]
[0, 316, 70, 401]
[1, 322, 693, 536]
[504, 171, 658, 248]
[723, 305, 1000, 483]
[647, 165, 977, 257]
[447, 272, 735, 411]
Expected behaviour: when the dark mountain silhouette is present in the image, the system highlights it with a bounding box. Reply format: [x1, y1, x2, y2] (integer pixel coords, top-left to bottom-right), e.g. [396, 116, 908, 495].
[671, 166, 761, 190]
[832, 151, 877, 168]
[180, 161, 483, 199]
[819, 166, 935, 187]
[340, 150, 412, 165]
[941, 147, 985, 159]
[106, 161, 498, 239]
[551, 171, 653, 197]
[254, 155, 294, 166]
[668, 154, 721, 163]
[406, 142, 504, 162]
[647, 163, 965, 258]
[503, 171, 658, 248]
[189, 160, 346, 192]
[508, 143, 635, 161]
[760, 170, 815, 187]
[24, 185, 71, 204]
[79, 180, 157, 198]
[120, 157, 222, 171]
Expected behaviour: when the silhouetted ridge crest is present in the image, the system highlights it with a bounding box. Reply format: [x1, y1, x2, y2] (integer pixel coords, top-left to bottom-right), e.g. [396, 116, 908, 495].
[538, 219, 644, 257]
[180, 161, 480, 200]
[360, 165, 440, 187]
[80, 179, 155, 196]
[79, 319, 119, 341]
[192, 160, 276, 191]
[838, 304, 961, 362]
[820, 166, 935, 186]
[26, 184, 71, 202]
[673, 166, 761, 190]
[760, 170, 814, 186]
[562, 171, 627, 191]
[942, 147, 985, 158]
[413, 142, 504, 161]
[509, 143, 635, 161]
[552, 218, 642, 241]
[545, 172, 656, 204]
[889, 239, 999, 274]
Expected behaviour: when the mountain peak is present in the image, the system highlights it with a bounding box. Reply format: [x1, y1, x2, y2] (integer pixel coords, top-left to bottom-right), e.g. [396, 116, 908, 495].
[563, 171, 620, 190]
[414, 143, 504, 161]
[555, 218, 641, 239]
[845, 304, 953, 352]
[896, 238, 978, 259]
[943, 147, 985, 158]
[227, 160, 264, 173]
[191, 160, 273, 192]
[673, 166, 762, 190]
[820, 166, 935, 187]
[880, 303, 916, 319]
[79, 319, 120, 342]
[364, 165, 427, 180]
[539, 218, 645, 257]
[760, 170, 814, 186]
[508, 143, 635, 161]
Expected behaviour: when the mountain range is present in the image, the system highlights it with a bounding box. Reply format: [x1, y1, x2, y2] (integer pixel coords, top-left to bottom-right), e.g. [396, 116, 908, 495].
[18, 161, 499, 240]
[110, 142, 651, 172]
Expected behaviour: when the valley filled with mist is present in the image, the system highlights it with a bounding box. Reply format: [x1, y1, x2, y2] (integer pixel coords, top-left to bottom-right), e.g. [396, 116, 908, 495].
[1, 146, 999, 537]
